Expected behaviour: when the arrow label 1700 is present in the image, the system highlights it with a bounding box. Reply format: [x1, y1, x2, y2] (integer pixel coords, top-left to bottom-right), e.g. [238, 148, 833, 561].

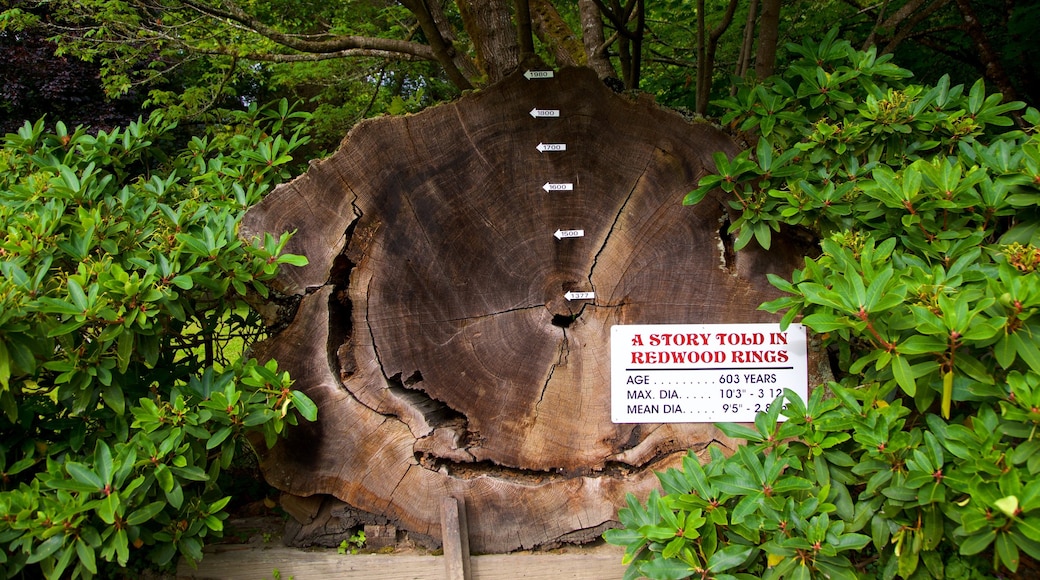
[530, 108, 560, 118]
[564, 291, 595, 301]
[543, 182, 574, 192]
[536, 143, 566, 153]
[524, 70, 554, 80]
[554, 229, 584, 239]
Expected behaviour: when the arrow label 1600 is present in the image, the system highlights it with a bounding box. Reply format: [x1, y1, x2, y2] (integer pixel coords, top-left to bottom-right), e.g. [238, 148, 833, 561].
[543, 182, 574, 192]
[536, 143, 566, 153]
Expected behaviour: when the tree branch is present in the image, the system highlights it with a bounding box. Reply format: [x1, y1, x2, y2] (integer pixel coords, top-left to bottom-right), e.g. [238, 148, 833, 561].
[175, 0, 438, 60]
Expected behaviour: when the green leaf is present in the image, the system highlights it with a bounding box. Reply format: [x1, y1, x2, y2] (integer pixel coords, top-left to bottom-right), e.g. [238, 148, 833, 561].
[707, 544, 753, 573]
[103, 382, 125, 416]
[891, 355, 916, 396]
[27, 535, 64, 564]
[715, 422, 764, 443]
[155, 463, 174, 492]
[898, 538, 919, 578]
[959, 530, 996, 555]
[75, 537, 98, 575]
[67, 278, 88, 311]
[206, 426, 234, 450]
[276, 253, 309, 266]
[639, 556, 694, 580]
[116, 330, 133, 373]
[66, 462, 103, 490]
[166, 482, 184, 509]
[127, 501, 167, 526]
[95, 440, 113, 485]
[98, 493, 118, 524]
[292, 390, 318, 421]
[0, 342, 9, 390]
[997, 531, 1021, 572]
[995, 495, 1019, 518]
[661, 536, 685, 560]
[1011, 332, 1040, 374]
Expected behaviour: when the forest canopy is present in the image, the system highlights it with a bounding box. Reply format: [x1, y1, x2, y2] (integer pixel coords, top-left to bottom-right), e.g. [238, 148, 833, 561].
[2, 0, 1038, 149]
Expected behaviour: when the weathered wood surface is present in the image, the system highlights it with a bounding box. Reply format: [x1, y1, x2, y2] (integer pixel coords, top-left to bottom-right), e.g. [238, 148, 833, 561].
[177, 544, 627, 580]
[241, 66, 808, 554]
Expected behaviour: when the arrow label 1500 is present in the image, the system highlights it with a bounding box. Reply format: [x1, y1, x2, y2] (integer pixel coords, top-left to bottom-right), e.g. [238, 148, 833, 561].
[554, 229, 584, 239]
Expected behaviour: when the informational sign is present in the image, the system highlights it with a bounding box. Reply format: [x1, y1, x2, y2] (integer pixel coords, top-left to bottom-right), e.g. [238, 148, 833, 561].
[611, 323, 808, 423]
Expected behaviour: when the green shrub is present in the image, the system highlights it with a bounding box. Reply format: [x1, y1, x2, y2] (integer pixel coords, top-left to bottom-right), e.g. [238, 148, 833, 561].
[606, 30, 1040, 579]
[0, 100, 317, 578]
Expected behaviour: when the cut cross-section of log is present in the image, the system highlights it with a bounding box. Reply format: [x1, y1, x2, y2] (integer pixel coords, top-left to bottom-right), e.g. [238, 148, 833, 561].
[241, 66, 810, 553]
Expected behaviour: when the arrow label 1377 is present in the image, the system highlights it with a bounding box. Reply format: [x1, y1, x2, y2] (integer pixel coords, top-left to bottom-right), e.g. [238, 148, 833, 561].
[564, 291, 595, 301]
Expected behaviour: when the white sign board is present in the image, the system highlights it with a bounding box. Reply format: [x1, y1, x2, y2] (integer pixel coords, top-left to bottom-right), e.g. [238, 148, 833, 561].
[611, 323, 808, 423]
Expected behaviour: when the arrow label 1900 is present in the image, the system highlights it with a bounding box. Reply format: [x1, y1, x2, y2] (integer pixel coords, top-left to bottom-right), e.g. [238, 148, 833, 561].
[543, 182, 574, 192]
[554, 229, 584, 239]
[524, 70, 555, 80]
[536, 143, 566, 153]
[530, 108, 560, 118]
[564, 291, 595, 301]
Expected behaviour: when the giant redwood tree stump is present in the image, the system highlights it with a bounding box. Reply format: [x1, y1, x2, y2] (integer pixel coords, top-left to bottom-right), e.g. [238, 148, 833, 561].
[241, 66, 809, 553]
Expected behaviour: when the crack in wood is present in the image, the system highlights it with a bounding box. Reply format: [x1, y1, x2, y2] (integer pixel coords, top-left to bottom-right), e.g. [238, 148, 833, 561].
[534, 330, 569, 409]
[586, 149, 655, 296]
[386, 370, 471, 430]
[440, 303, 545, 324]
[717, 208, 736, 273]
[452, 105, 493, 170]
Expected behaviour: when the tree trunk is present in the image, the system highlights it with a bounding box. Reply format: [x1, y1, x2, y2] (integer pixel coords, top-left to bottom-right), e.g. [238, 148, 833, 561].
[579, 0, 617, 79]
[734, 0, 758, 86]
[530, 0, 586, 68]
[241, 66, 810, 553]
[456, 0, 521, 81]
[399, 0, 474, 89]
[953, 0, 1019, 102]
[697, 0, 739, 114]
[754, 0, 781, 81]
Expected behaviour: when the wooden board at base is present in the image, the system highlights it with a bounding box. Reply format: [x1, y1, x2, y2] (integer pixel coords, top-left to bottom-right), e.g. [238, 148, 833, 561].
[176, 544, 627, 580]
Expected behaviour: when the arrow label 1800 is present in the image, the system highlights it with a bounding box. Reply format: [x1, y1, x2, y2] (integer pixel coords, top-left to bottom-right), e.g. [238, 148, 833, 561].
[543, 182, 574, 192]
[530, 108, 560, 118]
[564, 291, 595, 301]
[554, 229, 584, 239]
[524, 70, 554, 80]
[537, 143, 566, 153]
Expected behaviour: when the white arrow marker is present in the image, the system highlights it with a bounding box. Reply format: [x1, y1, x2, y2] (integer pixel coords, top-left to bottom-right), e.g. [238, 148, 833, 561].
[554, 229, 584, 240]
[542, 182, 574, 192]
[536, 143, 566, 153]
[530, 108, 560, 118]
[524, 70, 555, 80]
[564, 291, 595, 301]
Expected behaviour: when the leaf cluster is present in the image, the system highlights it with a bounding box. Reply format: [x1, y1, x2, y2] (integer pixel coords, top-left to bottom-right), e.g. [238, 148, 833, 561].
[607, 383, 1040, 579]
[0, 99, 316, 578]
[606, 30, 1040, 579]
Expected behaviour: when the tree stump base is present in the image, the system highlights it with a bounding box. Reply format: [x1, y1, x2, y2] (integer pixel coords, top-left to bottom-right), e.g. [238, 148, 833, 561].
[242, 66, 810, 553]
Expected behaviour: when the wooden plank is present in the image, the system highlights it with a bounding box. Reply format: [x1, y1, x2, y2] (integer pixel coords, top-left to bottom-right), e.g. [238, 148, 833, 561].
[441, 497, 471, 580]
[176, 544, 627, 580]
